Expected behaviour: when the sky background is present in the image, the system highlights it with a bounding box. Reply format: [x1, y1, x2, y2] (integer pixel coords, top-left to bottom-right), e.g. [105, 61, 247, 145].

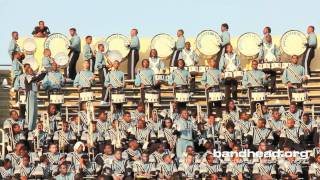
[0, 0, 319, 64]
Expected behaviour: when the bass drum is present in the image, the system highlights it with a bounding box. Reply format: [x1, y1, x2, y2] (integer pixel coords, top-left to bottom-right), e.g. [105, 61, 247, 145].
[106, 34, 130, 60]
[237, 32, 261, 57]
[23, 56, 39, 72]
[54, 52, 69, 68]
[150, 33, 175, 58]
[23, 38, 37, 55]
[44, 33, 70, 56]
[280, 30, 307, 56]
[196, 30, 222, 56]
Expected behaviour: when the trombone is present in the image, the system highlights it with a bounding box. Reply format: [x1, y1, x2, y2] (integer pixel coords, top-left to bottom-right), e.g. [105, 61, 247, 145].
[86, 101, 95, 161]
[41, 112, 51, 135]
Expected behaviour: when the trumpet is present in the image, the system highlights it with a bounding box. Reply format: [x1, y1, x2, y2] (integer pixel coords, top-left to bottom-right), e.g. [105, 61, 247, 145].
[86, 101, 95, 161]
[34, 129, 43, 156]
[169, 102, 174, 120]
[114, 120, 121, 149]
[41, 112, 51, 135]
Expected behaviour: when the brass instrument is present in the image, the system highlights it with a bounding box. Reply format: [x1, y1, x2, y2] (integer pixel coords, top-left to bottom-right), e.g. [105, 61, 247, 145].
[169, 102, 174, 120]
[0, 129, 6, 159]
[34, 129, 43, 157]
[114, 120, 121, 149]
[41, 112, 51, 135]
[86, 101, 95, 161]
[196, 104, 202, 124]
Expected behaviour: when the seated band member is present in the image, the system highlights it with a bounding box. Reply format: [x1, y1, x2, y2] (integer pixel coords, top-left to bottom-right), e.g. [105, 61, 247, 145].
[128, 119, 156, 150]
[219, 121, 241, 151]
[252, 157, 277, 180]
[8, 31, 21, 60]
[42, 48, 55, 71]
[80, 120, 104, 156]
[53, 121, 77, 153]
[105, 60, 125, 107]
[226, 155, 250, 180]
[252, 104, 271, 124]
[282, 55, 308, 107]
[132, 151, 157, 179]
[246, 118, 273, 150]
[179, 41, 199, 92]
[54, 162, 74, 180]
[309, 154, 320, 179]
[223, 99, 241, 123]
[178, 154, 200, 179]
[157, 154, 178, 180]
[266, 110, 283, 146]
[258, 34, 280, 94]
[13, 155, 37, 179]
[219, 44, 240, 101]
[44, 143, 66, 176]
[199, 154, 223, 180]
[27, 121, 50, 152]
[0, 159, 14, 179]
[158, 118, 177, 151]
[128, 28, 140, 80]
[168, 59, 191, 112]
[83, 35, 95, 73]
[31, 20, 50, 37]
[66, 141, 86, 171]
[105, 120, 127, 148]
[3, 110, 25, 133]
[170, 29, 185, 67]
[74, 60, 95, 92]
[5, 142, 24, 170]
[67, 27, 81, 80]
[279, 156, 302, 180]
[95, 144, 114, 171]
[303, 25, 317, 76]
[104, 149, 133, 180]
[279, 118, 305, 151]
[4, 123, 26, 152]
[204, 114, 221, 148]
[75, 154, 99, 177]
[281, 102, 303, 123]
[149, 49, 165, 74]
[201, 58, 223, 117]
[242, 59, 268, 113]
[135, 59, 157, 104]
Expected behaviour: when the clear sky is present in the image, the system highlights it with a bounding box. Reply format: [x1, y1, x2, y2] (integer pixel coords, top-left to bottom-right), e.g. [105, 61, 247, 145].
[1, 0, 319, 64]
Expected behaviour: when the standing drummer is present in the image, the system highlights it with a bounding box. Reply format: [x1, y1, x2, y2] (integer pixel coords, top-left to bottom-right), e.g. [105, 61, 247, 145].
[258, 34, 280, 94]
[242, 60, 268, 113]
[42, 48, 54, 71]
[171, 29, 186, 67]
[8, 31, 21, 60]
[262, 26, 271, 44]
[105, 60, 125, 106]
[217, 23, 230, 63]
[135, 59, 156, 103]
[219, 44, 240, 101]
[83, 35, 95, 73]
[128, 28, 140, 80]
[303, 25, 317, 76]
[67, 28, 81, 80]
[282, 55, 308, 108]
[201, 58, 223, 117]
[179, 42, 199, 92]
[168, 59, 191, 112]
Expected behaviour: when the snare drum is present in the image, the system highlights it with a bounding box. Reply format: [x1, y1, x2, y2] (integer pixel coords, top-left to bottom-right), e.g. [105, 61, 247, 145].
[292, 89, 307, 102]
[199, 66, 208, 73]
[224, 71, 233, 80]
[80, 92, 95, 102]
[258, 64, 263, 70]
[262, 63, 271, 71]
[111, 93, 125, 103]
[282, 63, 290, 70]
[271, 63, 282, 71]
[208, 92, 224, 102]
[155, 74, 167, 82]
[251, 88, 266, 102]
[175, 90, 190, 102]
[50, 94, 64, 104]
[233, 71, 243, 80]
[145, 91, 159, 103]
[188, 66, 199, 74]
[19, 91, 26, 105]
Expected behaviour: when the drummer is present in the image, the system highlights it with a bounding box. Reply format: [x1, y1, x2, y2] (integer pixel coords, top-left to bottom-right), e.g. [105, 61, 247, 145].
[67, 28, 81, 80]
[303, 25, 317, 76]
[217, 23, 231, 62]
[31, 20, 50, 38]
[179, 41, 199, 92]
[168, 59, 191, 112]
[14, 63, 30, 118]
[170, 29, 185, 67]
[128, 28, 140, 80]
[262, 26, 271, 44]
[282, 55, 308, 107]
[8, 31, 21, 60]
[12, 52, 23, 106]
[258, 34, 280, 94]
[242, 59, 268, 113]
[219, 44, 240, 101]
[201, 58, 223, 117]
[135, 59, 157, 103]
[41, 48, 54, 71]
[83, 35, 95, 73]
[149, 49, 165, 74]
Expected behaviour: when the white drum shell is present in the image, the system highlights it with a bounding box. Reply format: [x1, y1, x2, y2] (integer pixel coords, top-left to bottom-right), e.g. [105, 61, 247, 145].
[188, 66, 199, 73]
[208, 92, 224, 101]
[199, 66, 208, 73]
[251, 92, 266, 102]
[155, 74, 167, 82]
[50, 94, 64, 104]
[271, 63, 282, 71]
[111, 94, 125, 103]
[292, 92, 307, 102]
[145, 93, 159, 103]
[262, 63, 271, 70]
[224, 71, 233, 80]
[233, 71, 243, 80]
[237, 32, 262, 57]
[175, 92, 190, 102]
[80, 92, 95, 102]
[150, 33, 175, 58]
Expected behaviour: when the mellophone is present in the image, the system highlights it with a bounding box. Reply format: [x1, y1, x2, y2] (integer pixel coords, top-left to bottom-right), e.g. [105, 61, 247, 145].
[258, 62, 290, 71]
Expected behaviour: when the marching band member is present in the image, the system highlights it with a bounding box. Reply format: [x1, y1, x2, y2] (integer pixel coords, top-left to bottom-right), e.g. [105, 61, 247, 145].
[31, 20, 50, 37]
[42, 62, 64, 96]
[303, 25, 317, 76]
[42, 48, 54, 71]
[309, 154, 320, 179]
[168, 59, 191, 111]
[266, 110, 284, 146]
[132, 151, 157, 179]
[300, 114, 317, 143]
[122, 140, 142, 161]
[8, 31, 21, 60]
[157, 154, 178, 180]
[5, 123, 26, 149]
[149, 143, 171, 164]
[226, 155, 250, 180]
[235, 112, 253, 144]
[131, 103, 145, 123]
[258, 34, 280, 94]
[27, 121, 50, 152]
[282, 55, 308, 106]
[75, 154, 99, 177]
[170, 29, 185, 67]
[55, 162, 75, 180]
[14, 155, 37, 179]
[70, 115, 86, 139]
[135, 59, 156, 103]
[66, 141, 86, 171]
[105, 120, 127, 148]
[179, 146, 201, 164]
[204, 114, 221, 148]
[0, 159, 13, 179]
[119, 111, 135, 132]
[246, 118, 273, 150]
[5, 142, 24, 169]
[11, 51, 23, 101]
[53, 121, 77, 153]
[158, 118, 177, 151]
[279, 156, 302, 180]
[252, 157, 277, 179]
[104, 149, 133, 180]
[149, 49, 165, 74]
[262, 26, 271, 44]
[128, 119, 156, 149]
[14, 63, 30, 117]
[219, 44, 240, 101]
[80, 120, 104, 155]
[78, 102, 90, 129]
[201, 58, 223, 117]
[105, 60, 125, 106]
[45, 143, 66, 176]
[128, 28, 140, 80]
[217, 23, 231, 63]
[67, 27, 81, 80]
[95, 43, 110, 105]
[83, 35, 95, 72]
[281, 102, 303, 123]
[252, 104, 271, 124]
[3, 110, 25, 132]
[223, 99, 241, 123]
[74, 60, 95, 92]
[178, 154, 200, 179]
[242, 59, 268, 113]
[95, 144, 114, 170]
[175, 109, 196, 160]
[96, 110, 111, 133]
[279, 118, 305, 151]
[199, 154, 223, 180]
[219, 121, 241, 151]
[47, 104, 62, 133]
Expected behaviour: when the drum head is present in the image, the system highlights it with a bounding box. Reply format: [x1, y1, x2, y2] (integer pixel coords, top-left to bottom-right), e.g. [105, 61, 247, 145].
[94, 41, 108, 54]
[237, 32, 261, 56]
[23, 56, 39, 71]
[196, 30, 222, 56]
[54, 52, 69, 67]
[280, 30, 307, 56]
[150, 33, 175, 58]
[106, 50, 123, 63]
[23, 38, 37, 52]
[106, 34, 130, 58]
[44, 33, 70, 57]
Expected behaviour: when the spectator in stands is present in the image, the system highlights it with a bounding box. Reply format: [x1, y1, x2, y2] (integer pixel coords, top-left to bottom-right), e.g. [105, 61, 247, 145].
[32, 20, 50, 38]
